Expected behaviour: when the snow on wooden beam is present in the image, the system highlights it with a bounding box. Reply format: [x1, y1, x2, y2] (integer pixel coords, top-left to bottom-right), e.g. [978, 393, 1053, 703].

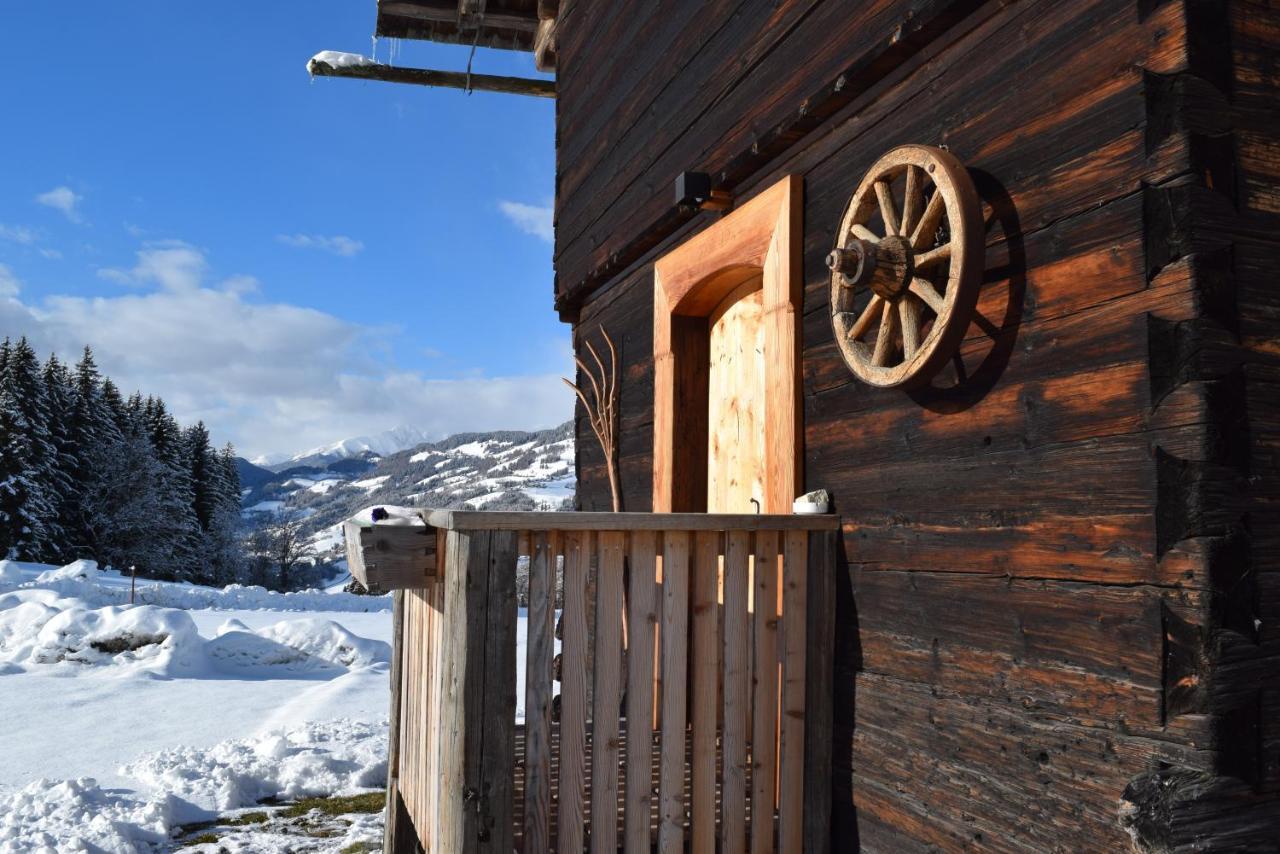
[307, 52, 555, 98]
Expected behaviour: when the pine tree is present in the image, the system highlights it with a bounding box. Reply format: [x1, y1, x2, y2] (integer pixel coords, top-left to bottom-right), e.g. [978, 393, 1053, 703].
[41, 354, 78, 563]
[88, 400, 165, 574]
[206, 444, 245, 585]
[145, 400, 202, 581]
[0, 340, 55, 559]
[67, 348, 125, 560]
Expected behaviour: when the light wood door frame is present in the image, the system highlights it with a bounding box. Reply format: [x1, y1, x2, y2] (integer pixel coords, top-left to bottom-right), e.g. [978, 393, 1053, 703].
[652, 175, 803, 513]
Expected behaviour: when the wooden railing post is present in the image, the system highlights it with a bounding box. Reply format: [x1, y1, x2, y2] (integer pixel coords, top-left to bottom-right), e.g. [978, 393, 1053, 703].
[438, 528, 519, 854]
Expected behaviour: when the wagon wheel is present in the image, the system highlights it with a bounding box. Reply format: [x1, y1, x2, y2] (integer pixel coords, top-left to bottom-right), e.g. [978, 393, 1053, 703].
[828, 144, 984, 388]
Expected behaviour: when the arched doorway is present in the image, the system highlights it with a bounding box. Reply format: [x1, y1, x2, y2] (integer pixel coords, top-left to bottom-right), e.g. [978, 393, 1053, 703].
[652, 176, 802, 514]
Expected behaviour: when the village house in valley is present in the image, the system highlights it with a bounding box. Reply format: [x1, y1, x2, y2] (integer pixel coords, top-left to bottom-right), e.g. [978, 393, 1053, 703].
[331, 0, 1280, 850]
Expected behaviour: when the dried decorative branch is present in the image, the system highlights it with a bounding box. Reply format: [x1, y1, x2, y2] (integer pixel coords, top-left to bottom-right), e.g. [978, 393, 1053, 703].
[563, 326, 621, 511]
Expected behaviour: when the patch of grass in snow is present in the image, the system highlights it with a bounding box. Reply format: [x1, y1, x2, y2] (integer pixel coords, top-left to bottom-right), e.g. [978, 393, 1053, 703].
[183, 831, 221, 844]
[174, 791, 385, 851]
[277, 790, 385, 818]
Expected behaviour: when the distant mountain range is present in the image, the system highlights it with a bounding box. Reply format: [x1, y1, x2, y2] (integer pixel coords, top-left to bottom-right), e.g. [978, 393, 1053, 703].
[249, 425, 435, 472]
[238, 422, 575, 557]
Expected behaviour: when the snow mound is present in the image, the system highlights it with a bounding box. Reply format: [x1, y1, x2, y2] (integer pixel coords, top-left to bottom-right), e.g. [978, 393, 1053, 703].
[205, 618, 387, 676]
[123, 719, 388, 812]
[255, 618, 390, 669]
[24, 604, 203, 676]
[0, 776, 177, 854]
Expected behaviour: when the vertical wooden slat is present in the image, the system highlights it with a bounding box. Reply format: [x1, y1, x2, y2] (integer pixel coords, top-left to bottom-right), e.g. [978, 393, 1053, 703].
[592, 531, 626, 853]
[481, 530, 519, 854]
[429, 570, 446, 846]
[691, 530, 720, 853]
[658, 530, 691, 854]
[525, 531, 557, 854]
[750, 530, 780, 854]
[624, 531, 659, 854]
[803, 529, 837, 854]
[559, 530, 591, 854]
[778, 531, 807, 854]
[415, 589, 427, 845]
[722, 530, 751, 852]
[439, 529, 492, 854]
[383, 591, 404, 854]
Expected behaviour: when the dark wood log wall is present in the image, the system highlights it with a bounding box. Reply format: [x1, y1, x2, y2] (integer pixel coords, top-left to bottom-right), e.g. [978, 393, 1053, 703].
[555, 0, 1280, 848]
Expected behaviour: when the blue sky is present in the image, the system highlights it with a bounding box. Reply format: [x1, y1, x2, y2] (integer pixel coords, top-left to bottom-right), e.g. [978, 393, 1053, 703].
[0, 2, 569, 458]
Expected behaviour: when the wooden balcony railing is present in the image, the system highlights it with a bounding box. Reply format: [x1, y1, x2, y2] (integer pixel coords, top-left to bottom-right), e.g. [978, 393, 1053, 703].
[369, 511, 839, 854]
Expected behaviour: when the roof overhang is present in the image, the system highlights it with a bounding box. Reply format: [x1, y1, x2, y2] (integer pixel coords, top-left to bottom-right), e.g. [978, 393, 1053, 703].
[376, 0, 557, 70]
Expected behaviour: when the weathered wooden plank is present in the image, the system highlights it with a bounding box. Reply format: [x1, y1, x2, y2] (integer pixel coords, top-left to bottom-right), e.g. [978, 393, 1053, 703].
[721, 529, 752, 852]
[690, 531, 720, 851]
[658, 530, 690, 853]
[383, 591, 406, 854]
[438, 530, 492, 854]
[624, 531, 660, 854]
[345, 521, 436, 591]
[850, 567, 1165, 727]
[750, 530, 780, 854]
[558, 531, 591, 854]
[524, 532, 557, 854]
[480, 531, 518, 854]
[777, 531, 807, 853]
[591, 531, 625, 853]
[802, 530, 835, 854]
[425, 509, 839, 532]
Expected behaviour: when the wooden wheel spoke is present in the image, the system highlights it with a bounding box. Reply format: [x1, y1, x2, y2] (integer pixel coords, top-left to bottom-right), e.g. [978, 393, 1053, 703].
[901, 166, 923, 237]
[910, 190, 946, 249]
[829, 144, 982, 389]
[914, 242, 952, 269]
[909, 277, 946, 314]
[872, 300, 897, 366]
[850, 224, 879, 243]
[848, 294, 883, 340]
[874, 179, 901, 237]
[899, 296, 922, 359]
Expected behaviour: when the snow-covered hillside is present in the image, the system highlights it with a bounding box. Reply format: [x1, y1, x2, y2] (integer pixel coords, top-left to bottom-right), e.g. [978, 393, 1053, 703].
[242, 422, 575, 558]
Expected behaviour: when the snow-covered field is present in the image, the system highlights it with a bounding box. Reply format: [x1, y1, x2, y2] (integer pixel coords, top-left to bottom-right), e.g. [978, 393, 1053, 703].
[0, 559, 394, 853]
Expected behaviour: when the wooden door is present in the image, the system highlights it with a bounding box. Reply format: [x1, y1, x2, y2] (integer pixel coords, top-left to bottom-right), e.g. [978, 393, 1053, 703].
[707, 277, 766, 512]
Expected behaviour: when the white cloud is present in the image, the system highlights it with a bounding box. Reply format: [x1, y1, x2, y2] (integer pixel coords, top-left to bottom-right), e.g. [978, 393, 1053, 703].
[498, 201, 554, 243]
[0, 264, 20, 297]
[35, 186, 83, 222]
[0, 224, 37, 245]
[38, 248, 63, 261]
[276, 233, 365, 257]
[2, 243, 571, 458]
[97, 241, 207, 291]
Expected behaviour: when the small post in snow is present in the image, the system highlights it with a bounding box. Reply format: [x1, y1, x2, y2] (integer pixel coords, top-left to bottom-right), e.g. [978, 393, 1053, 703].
[129, 565, 137, 605]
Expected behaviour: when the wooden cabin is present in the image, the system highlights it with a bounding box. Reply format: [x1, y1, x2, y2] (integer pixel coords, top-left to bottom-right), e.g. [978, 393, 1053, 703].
[334, 0, 1280, 850]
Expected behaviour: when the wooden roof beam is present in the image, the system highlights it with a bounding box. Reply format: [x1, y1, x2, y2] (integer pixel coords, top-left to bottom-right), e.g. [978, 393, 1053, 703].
[379, 1, 538, 34]
[307, 53, 554, 98]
